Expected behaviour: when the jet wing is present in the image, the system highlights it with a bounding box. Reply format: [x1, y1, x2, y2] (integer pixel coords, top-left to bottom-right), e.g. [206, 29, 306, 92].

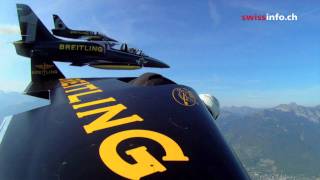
[0, 75, 249, 180]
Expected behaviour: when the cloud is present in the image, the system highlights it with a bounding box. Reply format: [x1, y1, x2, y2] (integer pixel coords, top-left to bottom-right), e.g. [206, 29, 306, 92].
[208, 0, 221, 27]
[0, 25, 20, 35]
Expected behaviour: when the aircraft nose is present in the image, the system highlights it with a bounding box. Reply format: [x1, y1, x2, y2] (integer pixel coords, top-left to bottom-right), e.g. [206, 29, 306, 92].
[159, 62, 170, 68]
[144, 57, 170, 68]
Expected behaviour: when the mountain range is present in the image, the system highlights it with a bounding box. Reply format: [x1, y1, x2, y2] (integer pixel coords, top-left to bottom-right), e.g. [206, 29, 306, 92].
[218, 103, 320, 179]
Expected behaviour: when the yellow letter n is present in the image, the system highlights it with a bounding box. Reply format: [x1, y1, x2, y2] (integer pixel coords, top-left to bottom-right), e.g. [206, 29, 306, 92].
[75, 97, 143, 134]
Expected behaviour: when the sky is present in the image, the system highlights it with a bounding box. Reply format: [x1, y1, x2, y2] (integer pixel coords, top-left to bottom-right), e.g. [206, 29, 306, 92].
[0, 0, 319, 107]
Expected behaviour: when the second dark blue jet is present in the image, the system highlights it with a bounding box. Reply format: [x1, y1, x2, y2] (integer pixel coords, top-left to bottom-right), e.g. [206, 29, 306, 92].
[14, 4, 169, 70]
[52, 14, 118, 42]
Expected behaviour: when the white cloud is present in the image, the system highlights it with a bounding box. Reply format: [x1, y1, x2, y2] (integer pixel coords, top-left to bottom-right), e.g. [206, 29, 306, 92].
[208, 0, 221, 27]
[0, 25, 20, 35]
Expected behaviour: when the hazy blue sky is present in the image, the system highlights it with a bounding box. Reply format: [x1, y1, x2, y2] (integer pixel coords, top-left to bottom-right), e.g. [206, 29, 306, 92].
[0, 0, 319, 107]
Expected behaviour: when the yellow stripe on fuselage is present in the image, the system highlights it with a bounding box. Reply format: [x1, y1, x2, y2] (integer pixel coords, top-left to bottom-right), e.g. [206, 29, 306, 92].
[91, 65, 141, 70]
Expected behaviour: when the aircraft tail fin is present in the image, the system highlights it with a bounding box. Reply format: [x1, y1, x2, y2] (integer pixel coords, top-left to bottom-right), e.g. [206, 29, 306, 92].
[53, 14, 70, 30]
[30, 56, 65, 82]
[16, 4, 56, 43]
[25, 56, 65, 99]
[15, 4, 64, 99]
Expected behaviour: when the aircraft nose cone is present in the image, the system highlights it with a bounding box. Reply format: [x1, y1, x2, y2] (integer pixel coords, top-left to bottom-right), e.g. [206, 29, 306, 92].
[159, 62, 170, 68]
[144, 57, 170, 68]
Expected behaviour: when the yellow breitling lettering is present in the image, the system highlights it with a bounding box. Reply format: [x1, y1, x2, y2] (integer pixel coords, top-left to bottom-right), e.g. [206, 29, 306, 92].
[71, 44, 76, 51]
[79, 45, 85, 51]
[60, 78, 87, 88]
[63, 82, 90, 89]
[58, 78, 190, 179]
[72, 97, 116, 110]
[59, 44, 64, 50]
[67, 90, 103, 104]
[91, 46, 97, 52]
[65, 44, 71, 50]
[76, 103, 143, 134]
[99, 129, 189, 180]
[60, 79, 103, 104]
[58, 44, 103, 52]
[65, 84, 98, 93]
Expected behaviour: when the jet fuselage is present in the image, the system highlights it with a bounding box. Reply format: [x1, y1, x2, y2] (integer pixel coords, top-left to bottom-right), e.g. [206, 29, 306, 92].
[15, 39, 168, 68]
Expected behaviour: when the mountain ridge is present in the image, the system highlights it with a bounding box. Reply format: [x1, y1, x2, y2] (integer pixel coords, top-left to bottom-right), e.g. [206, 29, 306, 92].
[218, 103, 320, 179]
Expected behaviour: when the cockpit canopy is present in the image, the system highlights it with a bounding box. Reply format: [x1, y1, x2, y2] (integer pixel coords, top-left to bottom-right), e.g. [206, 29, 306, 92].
[95, 32, 106, 37]
[112, 43, 147, 56]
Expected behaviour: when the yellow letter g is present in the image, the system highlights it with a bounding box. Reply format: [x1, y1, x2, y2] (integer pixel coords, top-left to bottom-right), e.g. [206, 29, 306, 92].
[99, 129, 189, 180]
